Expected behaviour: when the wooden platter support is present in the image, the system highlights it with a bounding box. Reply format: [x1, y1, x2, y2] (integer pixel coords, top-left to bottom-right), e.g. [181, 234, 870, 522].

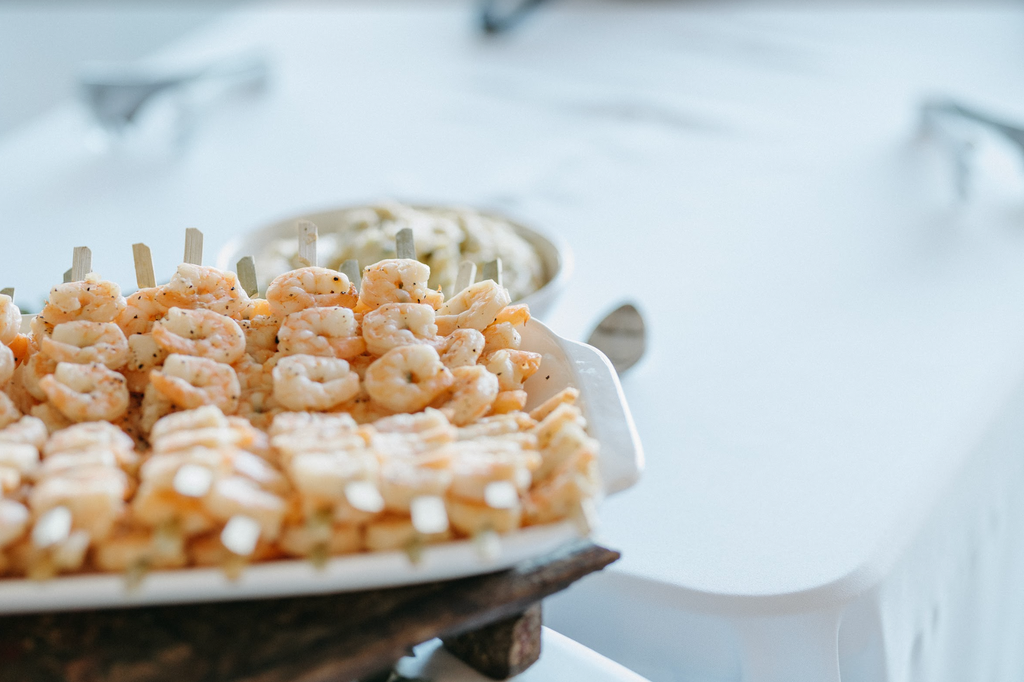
[0, 542, 619, 681]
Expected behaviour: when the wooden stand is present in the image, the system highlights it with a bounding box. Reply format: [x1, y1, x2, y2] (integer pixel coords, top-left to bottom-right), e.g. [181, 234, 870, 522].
[0, 541, 618, 681]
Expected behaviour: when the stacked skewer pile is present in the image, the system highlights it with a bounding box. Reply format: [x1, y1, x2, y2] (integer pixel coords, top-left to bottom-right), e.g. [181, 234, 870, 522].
[0, 226, 600, 581]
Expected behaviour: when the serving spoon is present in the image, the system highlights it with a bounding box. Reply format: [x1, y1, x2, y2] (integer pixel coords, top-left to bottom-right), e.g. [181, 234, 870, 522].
[586, 303, 646, 375]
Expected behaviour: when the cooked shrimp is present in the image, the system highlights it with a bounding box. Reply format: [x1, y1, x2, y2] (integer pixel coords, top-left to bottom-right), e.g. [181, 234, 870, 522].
[239, 315, 279, 364]
[8, 334, 31, 367]
[364, 345, 454, 413]
[491, 390, 528, 415]
[156, 264, 251, 318]
[0, 499, 29, 549]
[496, 304, 530, 327]
[40, 321, 129, 369]
[440, 365, 499, 426]
[528, 387, 579, 421]
[438, 329, 485, 369]
[0, 294, 22, 346]
[446, 496, 522, 535]
[359, 259, 443, 310]
[39, 273, 126, 324]
[378, 454, 454, 513]
[92, 528, 187, 572]
[152, 307, 246, 364]
[30, 403, 74, 434]
[124, 333, 168, 393]
[234, 357, 279, 429]
[0, 392, 20, 430]
[0, 416, 48, 448]
[140, 383, 175, 435]
[279, 522, 360, 558]
[29, 315, 53, 346]
[29, 470, 128, 540]
[277, 307, 365, 359]
[272, 354, 360, 411]
[39, 362, 130, 422]
[524, 447, 600, 526]
[266, 267, 357, 317]
[45, 421, 138, 469]
[116, 287, 167, 336]
[435, 279, 510, 336]
[149, 354, 240, 413]
[0, 343, 13, 388]
[363, 514, 451, 552]
[361, 303, 438, 356]
[241, 298, 273, 320]
[203, 476, 287, 540]
[482, 322, 521, 353]
[484, 349, 543, 391]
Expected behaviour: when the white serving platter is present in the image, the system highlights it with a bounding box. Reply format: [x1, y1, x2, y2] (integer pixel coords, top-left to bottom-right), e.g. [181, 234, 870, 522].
[0, 319, 643, 614]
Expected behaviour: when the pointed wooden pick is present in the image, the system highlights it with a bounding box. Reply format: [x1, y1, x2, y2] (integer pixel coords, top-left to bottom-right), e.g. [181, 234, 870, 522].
[132, 243, 156, 289]
[297, 220, 318, 268]
[481, 258, 502, 286]
[62, 269, 72, 284]
[0, 288, 13, 300]
[339, 259, 361, 290]
[183, 228, 203, 265]
[396, 227, 415, 260]
[456, 261, 477, 293]
[71, 247, 92, 282]
[236, 256, 259, 297]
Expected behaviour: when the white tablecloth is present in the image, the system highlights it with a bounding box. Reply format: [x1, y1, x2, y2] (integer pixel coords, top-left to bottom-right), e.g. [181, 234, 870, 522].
[3, 3, 1024, 680]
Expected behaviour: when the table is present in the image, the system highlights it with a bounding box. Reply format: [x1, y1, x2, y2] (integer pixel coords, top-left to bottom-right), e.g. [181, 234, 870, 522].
[3, 3, 1024, 680]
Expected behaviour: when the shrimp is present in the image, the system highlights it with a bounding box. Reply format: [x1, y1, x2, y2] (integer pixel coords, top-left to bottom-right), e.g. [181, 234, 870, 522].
[446, 496, 522, 535]
[435, 279, 510, 336]
[438, 329, 485, 369]
[140, 383, 175, 435]
[272, 354, 361, 411]
[152, 307, 246, 364]
[241, 298, 273, 320]
[234, 357, 280, 430]
[29, 315, 54, 346]
[0, 392, 20, 430]
[358, 259, 443, 310]
[8, 334, 31, 367]
[528, 387, 579, 421]
[0, 294, 22, 346]
[45, 421, 138, 470]
[440, 365, 499, 426]
[277, 307, 366, 359]
[484, 349, 543, 391]
[149, 354, 240, 413]
[30, 403, 74, 434]
[39, 362, 129, 422]
[496, 304, 530, 327]
[124, 333, 168, 393]
[491, 390, 528, 415]
[203, 476, 287, 541]
[279, 522, 360, 558]
[29, 469, 129, 540]
[482, 322, 521, 354]
[92, 528, 187, 572]
[266, 267, 357, 317]
[363, 514, 452, 552]
[0, 499, 29, 549]
[156, 264, 251, 318]
[239, 315, 279, 364]
[361, 303, 438, 356]
[364, 345, 454, 413]
[0, 416, 48, 448]
[39, 321, 128, 369]
[39, 273, 126, 325]
[116, 287, 168, 336]
[0, 343, 13, 388]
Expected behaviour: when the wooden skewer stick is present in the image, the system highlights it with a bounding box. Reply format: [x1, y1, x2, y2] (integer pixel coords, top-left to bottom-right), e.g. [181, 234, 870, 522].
[132, 243, 156, 289]
[456, 261, 477, 293]
[396, 227, 416, 260]
[297, 220, 318, 268]
[0, 288, 13, 300]
[62, 269, 72, 284]
[236, 256, 259, 297]
[183, 228, 203, 265]
[71, 247, 92, 282]
[481, 258, 502, 287]
[340, 259, 361, 290]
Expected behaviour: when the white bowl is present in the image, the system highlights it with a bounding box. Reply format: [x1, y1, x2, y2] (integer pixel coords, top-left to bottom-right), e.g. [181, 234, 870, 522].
[216, 204, 572, 320]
